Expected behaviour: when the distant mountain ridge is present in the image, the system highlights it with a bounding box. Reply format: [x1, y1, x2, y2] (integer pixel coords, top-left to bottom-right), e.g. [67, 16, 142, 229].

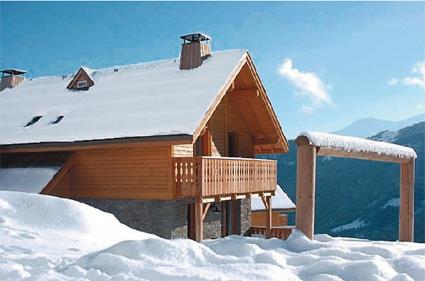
[259, 121, 425, 242]
[332, 114, 425, 137]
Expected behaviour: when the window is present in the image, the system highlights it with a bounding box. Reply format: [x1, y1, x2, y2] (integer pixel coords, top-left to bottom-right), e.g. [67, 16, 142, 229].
[24, 116, 42, 127]
[76, 80, 88, 88]
[50, 116, 64, 125]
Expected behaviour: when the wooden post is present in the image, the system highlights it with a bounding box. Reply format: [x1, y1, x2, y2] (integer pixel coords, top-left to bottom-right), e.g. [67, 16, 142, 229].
[295, 137, 316, 240]
[399, 158, 415, 242]
[265, 195, 272, 238]
[195, 196, 203, 242]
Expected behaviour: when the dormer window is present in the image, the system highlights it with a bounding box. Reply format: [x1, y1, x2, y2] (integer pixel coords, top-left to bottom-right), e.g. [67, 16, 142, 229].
[24, 116, 42, 127]
[67, 67, 94, 91]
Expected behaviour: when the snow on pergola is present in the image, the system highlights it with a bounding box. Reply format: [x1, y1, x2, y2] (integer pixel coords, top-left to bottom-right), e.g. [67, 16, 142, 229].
[295, 132, 417, 242]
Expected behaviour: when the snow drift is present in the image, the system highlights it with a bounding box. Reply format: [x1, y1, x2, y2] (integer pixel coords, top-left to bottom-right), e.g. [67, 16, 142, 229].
[1, 191, 425, 281]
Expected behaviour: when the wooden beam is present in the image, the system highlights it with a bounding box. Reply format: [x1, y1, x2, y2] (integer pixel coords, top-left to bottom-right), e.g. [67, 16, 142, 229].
[265, 196, 272, 239]
[260, 194, 269, 210]
[228, 81, 235, 92]
[41, 155, 75, 195]
[202, 203, 211, 221]
[202, 192, 274, 203]
[252, 137, 279, 146]
[0, 135, 192, 154]
[188, 203, 196, 240]
[244, 55, 289, 153]
[296, 142, 316, 240]
[195, 196, 203, 242]
[399, 159, 415, 242]
[231, 89, 259, 98]
[317, 147, 411, 164]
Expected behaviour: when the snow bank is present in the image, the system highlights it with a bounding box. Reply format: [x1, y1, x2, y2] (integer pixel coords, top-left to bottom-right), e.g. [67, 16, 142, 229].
[251, 184, 296, 211]
[1, 191, 425, 281]
[0, 191, 148, 241]
[0, 167, 59, 193]
[299, 132, 417, 158]
[0, 50, 246, 145]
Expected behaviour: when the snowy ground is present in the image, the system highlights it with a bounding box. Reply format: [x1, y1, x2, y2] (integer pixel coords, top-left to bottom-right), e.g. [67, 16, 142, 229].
[1, 191, 424, 281]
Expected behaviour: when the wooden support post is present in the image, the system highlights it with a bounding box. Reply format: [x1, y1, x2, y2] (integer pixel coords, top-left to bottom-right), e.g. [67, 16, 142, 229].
[399, 158, 415, 242]
[295, 137, 316, 240]
[265, 195, 272, 239]
[195, 196, 203, 242]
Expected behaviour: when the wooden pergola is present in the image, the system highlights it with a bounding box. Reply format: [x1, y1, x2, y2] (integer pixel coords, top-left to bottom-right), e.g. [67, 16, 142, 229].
[295, 132, 417, 242]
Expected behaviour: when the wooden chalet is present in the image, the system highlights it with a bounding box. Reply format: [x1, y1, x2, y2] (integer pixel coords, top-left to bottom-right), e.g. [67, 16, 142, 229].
[250, 185, 296, 239]
[0, 33, 289, 241]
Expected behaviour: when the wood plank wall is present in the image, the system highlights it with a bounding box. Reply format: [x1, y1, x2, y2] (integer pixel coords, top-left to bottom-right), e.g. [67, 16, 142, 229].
[251, 211, 288, 227]
[208, 95, 254, 158]
[172, 144, 193, 157]
[55, 144, 175, 200]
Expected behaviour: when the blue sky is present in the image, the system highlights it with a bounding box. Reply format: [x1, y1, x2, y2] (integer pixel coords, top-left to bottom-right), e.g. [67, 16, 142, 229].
[1, 2, 424, 138]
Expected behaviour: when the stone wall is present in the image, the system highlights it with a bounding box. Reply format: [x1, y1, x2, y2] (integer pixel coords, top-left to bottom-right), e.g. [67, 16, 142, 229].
[78, 198, 189, 239]
[77, 197, 251, 239]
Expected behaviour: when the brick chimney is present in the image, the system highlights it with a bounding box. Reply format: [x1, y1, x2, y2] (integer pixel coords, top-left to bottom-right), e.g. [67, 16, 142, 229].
[0, 69, 26, 91]
[179, 33, 211, 70]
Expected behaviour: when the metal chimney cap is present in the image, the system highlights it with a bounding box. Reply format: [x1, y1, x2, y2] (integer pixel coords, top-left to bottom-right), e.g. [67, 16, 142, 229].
[1, 69, 27, 76]
[180, 33, 211, 43]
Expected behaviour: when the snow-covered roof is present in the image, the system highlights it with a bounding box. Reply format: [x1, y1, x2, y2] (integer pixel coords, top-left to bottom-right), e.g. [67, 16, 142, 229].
[299, 132, 417, 159]
[0, 167, 59, 193]
[251, 185, 296, 211]
[0, 50, 246, 145]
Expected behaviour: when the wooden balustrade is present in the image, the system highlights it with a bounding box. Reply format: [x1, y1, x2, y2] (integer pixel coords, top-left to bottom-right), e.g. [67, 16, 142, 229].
[172, 156, 277, 198]
[250, 226, 294, 240]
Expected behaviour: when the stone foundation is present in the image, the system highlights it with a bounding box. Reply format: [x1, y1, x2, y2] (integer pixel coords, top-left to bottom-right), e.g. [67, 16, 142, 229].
[77, 197, 251, 239]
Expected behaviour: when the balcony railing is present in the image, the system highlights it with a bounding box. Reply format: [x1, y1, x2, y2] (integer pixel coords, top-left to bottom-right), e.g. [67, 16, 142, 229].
[172, 156, 277, 198]
[250, 226, 294, 240]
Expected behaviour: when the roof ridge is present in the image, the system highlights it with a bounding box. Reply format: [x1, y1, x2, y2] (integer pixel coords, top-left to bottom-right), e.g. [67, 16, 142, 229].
[23, 49, 246, 82]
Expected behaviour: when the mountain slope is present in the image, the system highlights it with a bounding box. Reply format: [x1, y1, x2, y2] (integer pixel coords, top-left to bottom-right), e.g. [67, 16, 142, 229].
[332, 114, 425, 137]
[261, 121, 425, 242]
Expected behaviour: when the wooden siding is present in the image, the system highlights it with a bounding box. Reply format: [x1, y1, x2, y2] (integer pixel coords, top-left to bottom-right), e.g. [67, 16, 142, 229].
[208, 95, 254, 157]
[209, 97, 226, 156]
[172, 144, 193, 157]
[69, 144, 174, 200]
[251, 211, 288, 227]
[227, 96, 253, 157]
[46, 169, 71, 197]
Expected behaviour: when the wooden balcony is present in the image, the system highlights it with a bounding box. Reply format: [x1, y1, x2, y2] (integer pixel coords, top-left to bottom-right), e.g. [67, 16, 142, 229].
[172, 156, 277, 199]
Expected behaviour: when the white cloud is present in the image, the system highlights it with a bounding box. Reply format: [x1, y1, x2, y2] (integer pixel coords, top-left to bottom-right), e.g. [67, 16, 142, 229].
[389, 61, 425, 92]
[278, 59, 333, 113]
[388, 78, 398, 86]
